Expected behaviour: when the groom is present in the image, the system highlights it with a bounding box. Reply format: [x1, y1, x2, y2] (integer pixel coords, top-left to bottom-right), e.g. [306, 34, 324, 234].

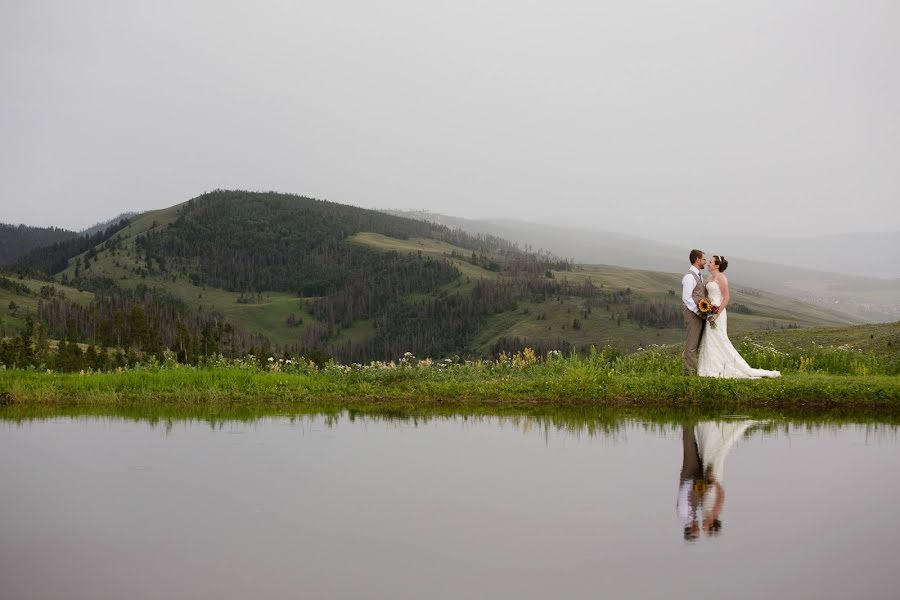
[681, 249, 707, 375]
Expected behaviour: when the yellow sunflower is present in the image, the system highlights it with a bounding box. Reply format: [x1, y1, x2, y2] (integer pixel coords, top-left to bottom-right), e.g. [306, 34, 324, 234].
[698, 298, 711, 313]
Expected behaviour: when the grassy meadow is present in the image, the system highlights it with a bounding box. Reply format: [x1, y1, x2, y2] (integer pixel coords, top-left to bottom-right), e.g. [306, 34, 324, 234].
[3, 334, 898, 416]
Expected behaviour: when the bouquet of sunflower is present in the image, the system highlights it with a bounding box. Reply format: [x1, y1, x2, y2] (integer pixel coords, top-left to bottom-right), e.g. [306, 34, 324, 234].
[698, 298, 720, 329]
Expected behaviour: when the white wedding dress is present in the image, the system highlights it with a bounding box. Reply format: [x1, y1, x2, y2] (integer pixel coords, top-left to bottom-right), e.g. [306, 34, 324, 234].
[697, 281, 781, 379]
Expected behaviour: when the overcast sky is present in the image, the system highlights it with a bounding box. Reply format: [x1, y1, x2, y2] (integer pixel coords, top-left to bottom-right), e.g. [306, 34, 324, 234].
[2, 0, 898, 238]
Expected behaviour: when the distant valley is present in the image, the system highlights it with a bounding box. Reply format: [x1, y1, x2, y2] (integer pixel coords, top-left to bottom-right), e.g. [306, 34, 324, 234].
[385, 210, 900, 323]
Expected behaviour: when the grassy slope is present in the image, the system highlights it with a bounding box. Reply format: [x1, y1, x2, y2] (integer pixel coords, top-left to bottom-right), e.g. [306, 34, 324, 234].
[1, 276, 95, 333]
[346, 232, 500, 281]
[346, 231, 500, 296]
[471, 264, 864, 354]
[554, 264, 865, 328]
[348, 235, 864, 354]
[49, 204, 867, 356]
[746, 321, 900, 362]
[56, 205, 315, 347]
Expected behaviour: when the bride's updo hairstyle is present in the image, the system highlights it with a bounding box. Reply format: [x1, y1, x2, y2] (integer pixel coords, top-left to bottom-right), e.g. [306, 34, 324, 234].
[713, 255, 729, 272]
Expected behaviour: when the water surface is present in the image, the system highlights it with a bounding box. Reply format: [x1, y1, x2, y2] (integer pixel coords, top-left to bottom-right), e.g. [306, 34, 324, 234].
[1, 411, 898, 599]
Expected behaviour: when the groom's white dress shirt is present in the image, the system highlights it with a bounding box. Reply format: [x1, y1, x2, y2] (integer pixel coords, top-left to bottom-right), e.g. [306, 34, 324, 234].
[676, 480, 694, 526]
[681, 266, 702, 314]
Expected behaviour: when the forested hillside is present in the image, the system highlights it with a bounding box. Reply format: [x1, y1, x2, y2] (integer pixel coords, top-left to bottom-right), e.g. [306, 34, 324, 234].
[15, 217, 131, 275]
[3, 190, 572, 366]
[0, 190, 863, 370]
[0, 223, 77, 265]
[132, 191, 560, 293]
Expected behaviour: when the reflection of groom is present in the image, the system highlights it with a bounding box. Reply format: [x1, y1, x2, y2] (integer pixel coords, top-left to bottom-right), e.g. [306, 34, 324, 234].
[677, 424, 724, 541]
[681, 250, 707, 376]
[678, 425, 704, 540]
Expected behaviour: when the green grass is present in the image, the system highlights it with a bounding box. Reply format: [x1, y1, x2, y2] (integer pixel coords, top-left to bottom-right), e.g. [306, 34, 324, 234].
[2, 368, 897, 415]
[3, 344, 898, 415]
[745, 322, 900, 363]
[473, 298, 685, 353]
[347, 231, 501, 282]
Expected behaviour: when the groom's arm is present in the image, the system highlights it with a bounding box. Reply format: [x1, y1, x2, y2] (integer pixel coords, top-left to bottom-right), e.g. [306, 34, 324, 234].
[681, 274, 699, 314]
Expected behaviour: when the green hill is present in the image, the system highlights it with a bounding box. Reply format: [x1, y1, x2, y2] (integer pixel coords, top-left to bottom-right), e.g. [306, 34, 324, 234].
[0, 223, 77, 265]
[0, 274, 95, 337]
[0, 190, 867, 366]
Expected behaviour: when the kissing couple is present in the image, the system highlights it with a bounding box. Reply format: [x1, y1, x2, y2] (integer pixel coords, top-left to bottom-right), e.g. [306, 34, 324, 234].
[681, 249, 781, 379]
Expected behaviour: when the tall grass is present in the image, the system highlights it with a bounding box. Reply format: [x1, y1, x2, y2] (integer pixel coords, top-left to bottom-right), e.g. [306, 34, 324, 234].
[2, 340, 896, 380]
[1, 342, 898, 412]
[1, 366, 897, 410]
[736, 340, 899, 376]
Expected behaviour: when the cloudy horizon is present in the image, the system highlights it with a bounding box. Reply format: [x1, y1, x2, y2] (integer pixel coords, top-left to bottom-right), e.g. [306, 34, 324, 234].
[2, 1, 898, 238]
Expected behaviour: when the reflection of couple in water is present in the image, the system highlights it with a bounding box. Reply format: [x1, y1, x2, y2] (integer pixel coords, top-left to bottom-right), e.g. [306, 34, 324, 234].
[677, 420, 759, 541]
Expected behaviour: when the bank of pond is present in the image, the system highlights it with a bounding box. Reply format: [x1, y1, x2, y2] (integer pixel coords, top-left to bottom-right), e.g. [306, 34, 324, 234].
[1, 343, 897, 415]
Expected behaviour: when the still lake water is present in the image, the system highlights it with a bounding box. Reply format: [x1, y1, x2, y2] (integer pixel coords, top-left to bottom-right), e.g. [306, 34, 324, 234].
[1, 411, 899, 600]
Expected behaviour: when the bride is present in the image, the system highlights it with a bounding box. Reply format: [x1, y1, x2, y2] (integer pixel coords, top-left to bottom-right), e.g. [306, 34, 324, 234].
[697, 256, 781, 379]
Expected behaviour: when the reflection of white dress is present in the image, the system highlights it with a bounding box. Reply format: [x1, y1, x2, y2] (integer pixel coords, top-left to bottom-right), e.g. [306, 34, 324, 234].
[696, 420, 758, 516]
[676, 420, 759, 526]
[697, 281, 781, 379]
[695, 420, 757, 484]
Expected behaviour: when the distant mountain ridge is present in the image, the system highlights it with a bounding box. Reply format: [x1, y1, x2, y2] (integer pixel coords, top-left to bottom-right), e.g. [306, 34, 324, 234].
[680, 231, 900, 279]
[0, 223, 78, 265]
[80, 212, 141, 237]
[382, 209, 900, 323]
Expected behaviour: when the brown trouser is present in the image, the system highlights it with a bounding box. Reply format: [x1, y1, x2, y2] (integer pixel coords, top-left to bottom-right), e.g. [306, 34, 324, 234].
[680, 425, 702, 481]
[682, 307, 704, 375]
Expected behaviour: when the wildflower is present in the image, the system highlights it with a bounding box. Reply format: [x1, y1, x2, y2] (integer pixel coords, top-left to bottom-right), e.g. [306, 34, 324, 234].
[522, 347, 537, 364]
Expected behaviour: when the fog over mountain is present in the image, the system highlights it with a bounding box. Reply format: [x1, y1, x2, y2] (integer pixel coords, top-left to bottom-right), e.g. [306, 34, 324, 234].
[384, 209, 900, 323]
[2, 1, 898, 237]
[677, 232, 900, 280]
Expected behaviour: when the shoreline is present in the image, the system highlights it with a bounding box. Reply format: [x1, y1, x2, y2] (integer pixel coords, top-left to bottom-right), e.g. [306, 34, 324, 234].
[2, 369, 899, 417]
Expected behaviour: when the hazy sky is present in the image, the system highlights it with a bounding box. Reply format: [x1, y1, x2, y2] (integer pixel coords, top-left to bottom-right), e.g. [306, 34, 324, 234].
[2, 0, 898, 238]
